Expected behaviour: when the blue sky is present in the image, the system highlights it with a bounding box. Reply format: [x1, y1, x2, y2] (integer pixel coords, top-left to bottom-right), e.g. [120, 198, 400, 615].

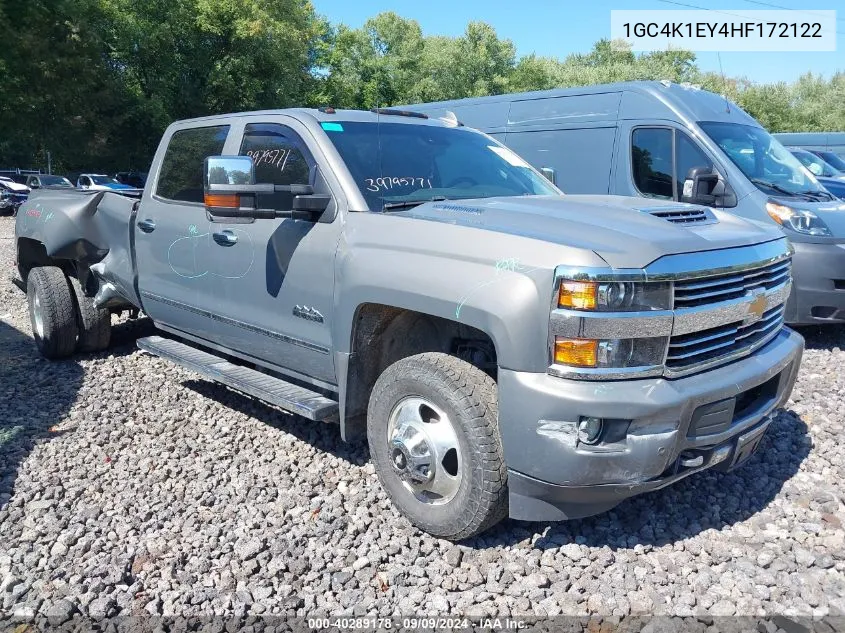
[312, 0, 844, 84]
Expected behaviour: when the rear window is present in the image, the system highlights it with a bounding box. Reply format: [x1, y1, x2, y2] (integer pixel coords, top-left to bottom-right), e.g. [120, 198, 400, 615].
[157, 126, 229, 203]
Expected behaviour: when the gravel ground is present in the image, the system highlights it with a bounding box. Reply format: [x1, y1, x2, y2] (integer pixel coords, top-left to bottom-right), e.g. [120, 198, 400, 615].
[1, 214, 844, 621]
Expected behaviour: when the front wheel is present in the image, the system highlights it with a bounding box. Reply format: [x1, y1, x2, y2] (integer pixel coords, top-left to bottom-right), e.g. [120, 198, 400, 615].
[367, 352, 508, 540]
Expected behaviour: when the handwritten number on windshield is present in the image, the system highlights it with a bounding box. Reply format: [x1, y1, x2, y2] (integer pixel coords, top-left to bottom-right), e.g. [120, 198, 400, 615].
[365, 177, 432, 192]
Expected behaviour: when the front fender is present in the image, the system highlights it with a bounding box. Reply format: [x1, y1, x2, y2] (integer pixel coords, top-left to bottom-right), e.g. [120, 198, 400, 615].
[333, 213, 607, 373]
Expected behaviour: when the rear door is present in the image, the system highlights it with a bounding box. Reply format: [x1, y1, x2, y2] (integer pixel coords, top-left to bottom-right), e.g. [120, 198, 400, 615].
[134, 123, 231, 342]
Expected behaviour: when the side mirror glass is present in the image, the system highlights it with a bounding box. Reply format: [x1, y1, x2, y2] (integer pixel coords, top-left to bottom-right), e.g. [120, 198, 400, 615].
[540, 167, 556, 185]
[205, 155, 255, 187]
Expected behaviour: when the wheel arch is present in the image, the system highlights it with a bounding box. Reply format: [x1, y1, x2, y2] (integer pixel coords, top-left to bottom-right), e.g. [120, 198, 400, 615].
[337, 302, 500, 441]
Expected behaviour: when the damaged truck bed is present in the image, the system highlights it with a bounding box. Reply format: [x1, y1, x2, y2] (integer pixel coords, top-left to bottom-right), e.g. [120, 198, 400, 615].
[16, 189, 139, 309]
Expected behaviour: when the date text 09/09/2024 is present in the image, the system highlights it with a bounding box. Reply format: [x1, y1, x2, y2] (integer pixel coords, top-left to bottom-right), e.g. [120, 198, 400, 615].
[308, 617, 527, 630]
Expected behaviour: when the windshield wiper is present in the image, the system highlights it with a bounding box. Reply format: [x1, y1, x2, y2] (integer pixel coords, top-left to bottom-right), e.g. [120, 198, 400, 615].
[749, 178, 815, 200]
[797, 189, 835, 201]
[382, 195, 447, 211]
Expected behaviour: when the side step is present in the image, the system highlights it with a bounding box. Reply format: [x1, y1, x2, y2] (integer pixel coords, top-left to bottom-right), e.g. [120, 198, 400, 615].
[137, 335, 338, 421]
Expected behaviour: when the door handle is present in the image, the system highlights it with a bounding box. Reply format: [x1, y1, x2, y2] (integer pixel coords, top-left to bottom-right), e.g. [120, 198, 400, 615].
[137, 219, 156, 233]
[212, 230, 238, 246]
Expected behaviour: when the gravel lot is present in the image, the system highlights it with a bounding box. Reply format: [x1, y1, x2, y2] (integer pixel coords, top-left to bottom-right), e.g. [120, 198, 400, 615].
[1, 214, 844, 621]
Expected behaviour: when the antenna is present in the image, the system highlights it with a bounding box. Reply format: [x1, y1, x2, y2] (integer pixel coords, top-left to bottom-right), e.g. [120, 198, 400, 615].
[717, 52, 731, 114]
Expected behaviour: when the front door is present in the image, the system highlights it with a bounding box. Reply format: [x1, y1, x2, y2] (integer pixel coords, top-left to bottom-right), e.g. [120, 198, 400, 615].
[134, 123, 231, 342]
[209, 117, 341, 384]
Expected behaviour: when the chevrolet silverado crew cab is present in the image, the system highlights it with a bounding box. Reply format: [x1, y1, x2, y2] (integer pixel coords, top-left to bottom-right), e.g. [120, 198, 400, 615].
[14, 108, 804, 540]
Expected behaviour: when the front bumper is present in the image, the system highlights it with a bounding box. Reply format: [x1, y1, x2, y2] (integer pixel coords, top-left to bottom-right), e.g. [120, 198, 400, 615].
[785, 241, 845, 324]
[499, 327, 804, 522]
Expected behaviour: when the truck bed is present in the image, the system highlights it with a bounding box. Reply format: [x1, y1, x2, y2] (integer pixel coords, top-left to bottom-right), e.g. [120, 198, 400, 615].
[15, 188, 140, 307]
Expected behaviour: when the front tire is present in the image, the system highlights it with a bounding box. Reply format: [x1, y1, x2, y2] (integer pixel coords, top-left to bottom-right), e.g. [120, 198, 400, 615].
[367, 352, 508, 540]
[26, 266, 79, 359]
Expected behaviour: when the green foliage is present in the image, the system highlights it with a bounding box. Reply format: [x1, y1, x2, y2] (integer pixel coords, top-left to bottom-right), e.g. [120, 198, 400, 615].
[1, 6, 842, 174]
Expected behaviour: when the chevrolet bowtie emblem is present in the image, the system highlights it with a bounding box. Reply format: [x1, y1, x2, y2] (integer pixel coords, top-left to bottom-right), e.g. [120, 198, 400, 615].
[745, 290, 767, 324]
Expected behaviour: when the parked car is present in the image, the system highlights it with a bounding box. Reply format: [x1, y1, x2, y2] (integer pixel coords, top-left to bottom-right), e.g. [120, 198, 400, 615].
[789, 149, 845, 200]
[13, 108, 803, 539]
[773, 132, 845, 159]
[114, 171, 148, 188]
[803, 149, 845, 173]
[26, 174, 74, 189]
[77, 173, 142, 196]
[0, 177, 30, 216]
[406, 81, 845, 325]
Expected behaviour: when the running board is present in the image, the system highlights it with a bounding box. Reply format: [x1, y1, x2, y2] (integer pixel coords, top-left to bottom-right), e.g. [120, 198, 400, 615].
[137, 335, 338, 421]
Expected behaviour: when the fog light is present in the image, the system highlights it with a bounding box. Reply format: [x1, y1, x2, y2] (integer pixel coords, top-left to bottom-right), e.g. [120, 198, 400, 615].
[578, 416, 603, 444]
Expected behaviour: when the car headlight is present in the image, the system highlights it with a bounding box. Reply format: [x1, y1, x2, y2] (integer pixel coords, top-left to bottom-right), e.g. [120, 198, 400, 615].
[553, 336, 667, 369]
[558, 280, 671, 311]
[766, 202, 832, 236]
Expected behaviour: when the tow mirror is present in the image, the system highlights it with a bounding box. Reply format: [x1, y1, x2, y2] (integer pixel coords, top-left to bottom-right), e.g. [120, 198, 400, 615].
[682, 166, 737, 208]
[540, 167, 556, 185]
[204, 155, 330, 221]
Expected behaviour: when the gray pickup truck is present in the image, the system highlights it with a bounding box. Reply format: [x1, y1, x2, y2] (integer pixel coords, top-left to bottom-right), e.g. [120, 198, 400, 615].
[14, 108, 804, 540]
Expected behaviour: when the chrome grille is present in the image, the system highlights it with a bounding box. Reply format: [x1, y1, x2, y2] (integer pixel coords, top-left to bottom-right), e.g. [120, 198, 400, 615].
[666, 306, 784, 371]
[673, 259, 791, 309]
[648, 207, 714, 225]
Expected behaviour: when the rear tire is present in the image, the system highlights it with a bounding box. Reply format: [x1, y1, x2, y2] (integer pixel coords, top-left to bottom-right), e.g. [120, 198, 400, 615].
[367, 352, 508, 540]
[69, 276, 111, 353]
[27, 266, 78, 359]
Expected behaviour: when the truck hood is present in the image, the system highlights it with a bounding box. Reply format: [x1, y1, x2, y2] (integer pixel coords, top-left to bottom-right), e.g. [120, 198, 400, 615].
[395, 195, 784, 269]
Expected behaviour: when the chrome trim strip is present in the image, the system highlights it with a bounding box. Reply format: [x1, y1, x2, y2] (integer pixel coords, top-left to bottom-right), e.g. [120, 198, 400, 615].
[550, 309, 674, 339]
[646, 239, 791, 281]
[553, 238, 791, 283]
[672, 281, 791, 336]
[547, 364, 665, 381]
[140, 290, 331, 355]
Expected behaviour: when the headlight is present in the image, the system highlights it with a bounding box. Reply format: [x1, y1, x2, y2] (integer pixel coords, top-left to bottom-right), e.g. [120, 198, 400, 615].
[553, 336, 667, 369]
[766, 202, 832, 236]
[558, 280, 671, 311]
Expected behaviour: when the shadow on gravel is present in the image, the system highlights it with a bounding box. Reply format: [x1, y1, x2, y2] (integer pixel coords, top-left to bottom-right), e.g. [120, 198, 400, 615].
[181, 379, 370, 465]
[107, 315, 157, 357]
[791, 324, 845, 351]
[470, 408, 811, 550]
[0, 319, 82, 511]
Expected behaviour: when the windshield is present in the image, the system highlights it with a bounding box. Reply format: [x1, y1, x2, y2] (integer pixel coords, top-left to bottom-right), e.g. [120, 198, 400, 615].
[815, 151, 845, 172]
[791, 149, 841, 178]
[41, 176, 73, 186]
[91, 175, 120, 185]
[321, 121, 559, 210]
[699, 122, 828, 198]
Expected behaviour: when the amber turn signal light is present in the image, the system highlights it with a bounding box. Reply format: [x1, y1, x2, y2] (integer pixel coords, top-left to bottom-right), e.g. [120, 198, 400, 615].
[204, 193, 239, 208]
[559, 281, 597, 310]
[554, 337, 598, 367]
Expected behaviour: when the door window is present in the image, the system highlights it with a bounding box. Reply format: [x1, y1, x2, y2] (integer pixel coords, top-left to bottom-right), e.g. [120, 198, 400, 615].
[632, 127, 714, 200]
[632, 128, 673, 199]
[675, 132, 713, 197]
[239, 123, 315, 210]
[156, 125, 230, 203]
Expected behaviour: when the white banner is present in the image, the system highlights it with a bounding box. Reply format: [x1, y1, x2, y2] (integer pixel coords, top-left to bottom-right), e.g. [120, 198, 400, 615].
[610, 9, 837, 52]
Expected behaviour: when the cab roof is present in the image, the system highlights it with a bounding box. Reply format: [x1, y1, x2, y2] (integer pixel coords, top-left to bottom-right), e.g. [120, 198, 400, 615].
[174, 107, 458, 129]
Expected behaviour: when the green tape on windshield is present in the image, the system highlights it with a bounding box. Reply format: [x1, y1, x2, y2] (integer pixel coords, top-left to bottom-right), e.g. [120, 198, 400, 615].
[321, 122, 344, 132]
